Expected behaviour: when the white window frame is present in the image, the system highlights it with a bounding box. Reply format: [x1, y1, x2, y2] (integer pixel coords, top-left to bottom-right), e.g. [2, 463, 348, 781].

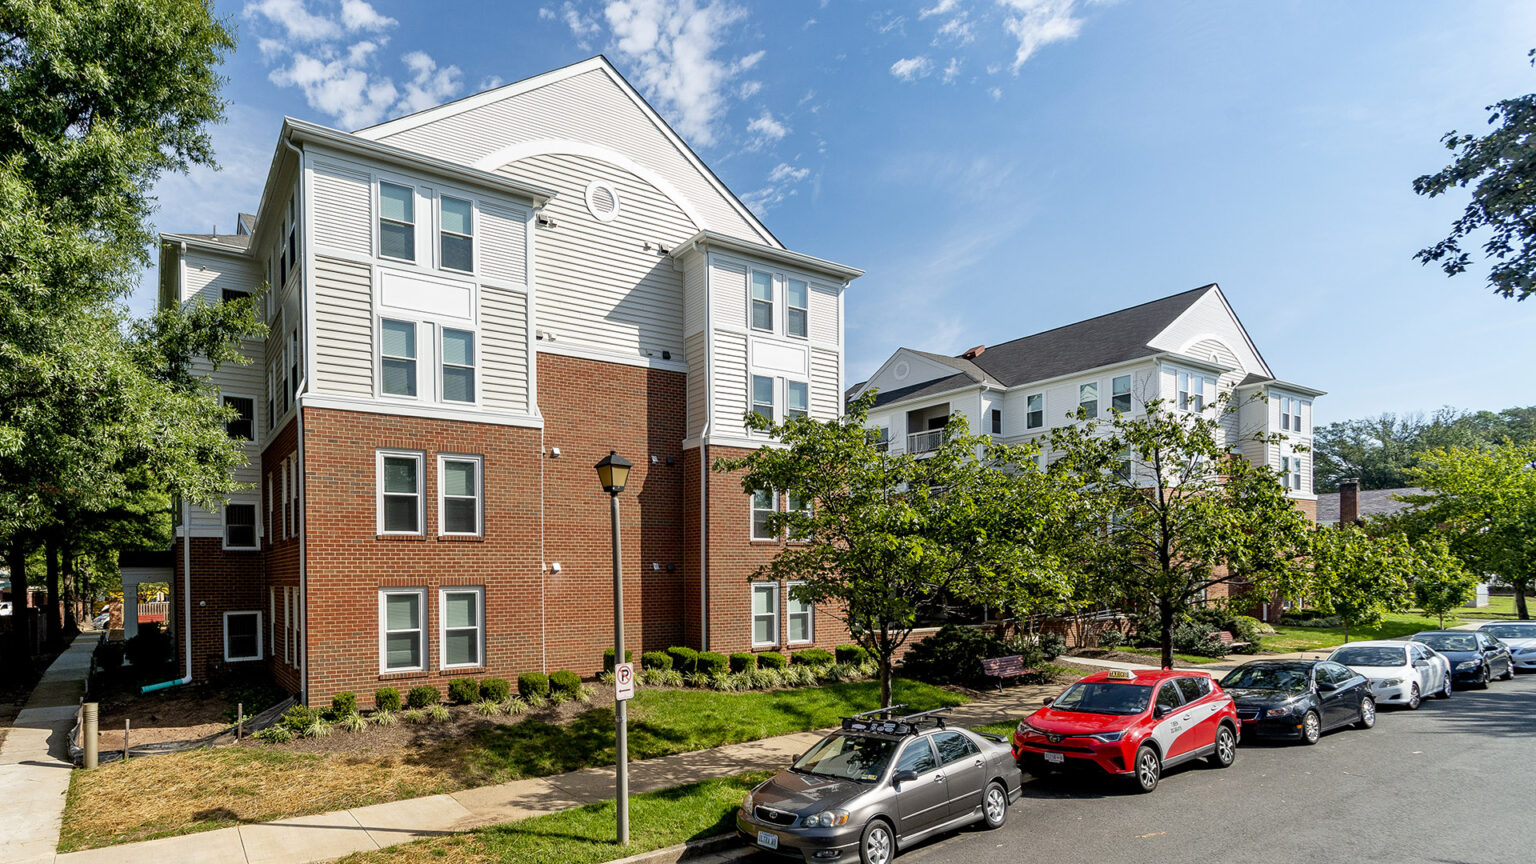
[222, 502, 259, 551]
[378, 587, 427, 674]
[280, 457, 290, 541]
[786, 380, 808, 420]
[282, 586, 293, 665]
[750, 488, 780, 541]
[222, 610, 263, 663]
[1176, 369, 1216, 412]
[289, 457, 300, 539]
[266, 473, 274, 546]
[379, 317, 420, 400]
[269, 588, 276, 664]
[438, 193, 475, 274]
[786, 580, 814, 645]
[1111, 375, 1133, 413]
[786, 490, 812, 543]
[439, 326, 478, 405]
[1079, 382, 1098, 419]
[438, 586, 485, 670]
[750, 270, 775, 332]
[437, 453, 484, 537]
[221, 391, 258, 444]
[751, 582, 780, 648]
[378, 180, 417, 263]
[1026, 393, 1044, 429]
[786, 277, 808, 339]
[377, 450, 425, 535]
[751, 374, 775, 423]
[990, 408, 1002, 435]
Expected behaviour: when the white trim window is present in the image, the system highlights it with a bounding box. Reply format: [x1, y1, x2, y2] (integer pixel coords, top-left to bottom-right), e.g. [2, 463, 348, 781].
[223, 503, 258, 551]
[786, 278, 808, 339]
[1280, 396, 1307, 433]
[379, 587, 426, 672]
[381, 318, 418, 398]
[990, 408, 1003, 435]
[379, 181, 416, 261]
[441, 327, 476, 403]
[266, 473, 274, 545]
[786, 581, 813, 644]
[283, 586, 296, 667]
[786, 490, 813, 542]
[1111, 375, 1132, 413]
[223, 394, 255, 442]
[378, 451, 424, 534]
[1079, 382, 1098, 419]
[1026, 393, 1044, 429]
[751, 375, 775, 421]
[439, 586, 485, 669]
[1177, 370, 1214, 412]
[750, 270, 774, 331]
[269, 588, 276, 664]
[289, 458, 300, 538]
[439, 454, 483, 536]
[280, 458, 290, 541]
[439, 195, 474, 273]
[786, 380, 808, 420]
[751, 582, 779, 647]
[223, 611, 262, 662]
[1281, 453, 1304, 491]
[751, 489, 779, 541]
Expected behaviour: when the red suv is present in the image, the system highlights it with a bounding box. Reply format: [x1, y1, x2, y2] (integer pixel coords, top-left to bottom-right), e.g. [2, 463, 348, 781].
[1011, 668, 1239, 792]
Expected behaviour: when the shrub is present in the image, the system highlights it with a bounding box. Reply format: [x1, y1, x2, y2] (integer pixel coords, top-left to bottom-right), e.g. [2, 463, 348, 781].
[255, 725, 293, 744]
[427, 704, 451, 722]
[407, 685, 440, 708]
[95, 642, 125, 673]
[1038, 633, 1067, 661]
[549, 670, 582, 697]
[480, 678, 512, 703]
[518, 672, 550, 699]
[667, 646, 699, 674]
[695, 651, 729, 676]
[749, 668, 783, 690]
[331, 692, 358, 717]
[729, 652, 757, 673]
[448, 678, 480, 705]
[1225, 615, 1265, 648]
[791, 647, 836, 667]
[525, 691, 548, 709]
[1097, 629, 1127, 649]
[757, 651, 787, 670]
[302, 715, 331, 738]
[279, 705, 319, 735]
[402, 708, 427, 724]
[338, 713, 367, 733]
[597, 670, 615, 685]
[640, 668, 683, 687]
[641, 650, 672, 671]
[1171, 622, 1230, 658]
[603, 648, 634, 672]
[834, 644, 870, 665]
[502, 696, 529, 716]
[902, 625, 1005, 687]
[374, 687, 402, 712]
[372, 709, 398, 727]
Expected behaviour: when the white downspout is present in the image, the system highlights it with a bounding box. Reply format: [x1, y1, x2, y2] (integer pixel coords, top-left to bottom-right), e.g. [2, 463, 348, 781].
[282, 134, 309, 704]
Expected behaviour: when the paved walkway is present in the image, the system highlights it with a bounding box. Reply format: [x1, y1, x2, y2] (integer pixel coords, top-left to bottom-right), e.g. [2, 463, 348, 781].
[52, 681, 1060, 864]
[0, 634, 97, 864]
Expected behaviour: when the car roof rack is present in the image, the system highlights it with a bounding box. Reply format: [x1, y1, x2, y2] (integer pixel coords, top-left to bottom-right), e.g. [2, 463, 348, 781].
[840, 706, 953, 736]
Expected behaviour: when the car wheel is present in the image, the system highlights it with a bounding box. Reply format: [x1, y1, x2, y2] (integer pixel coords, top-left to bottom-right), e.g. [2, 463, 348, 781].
[1501, 660, 1516, 681]
[1301, 710, 1322, 745]
[1133, 745, 1161, 793]
[982, 781, 1008, 829]
[1476, 666, 1491, 690]
[1438, 674, 1453, 699]
[1208, 724, 1236, 768]
[1406, 683, 1422, 710]
[859, 819, 896, 864]
[1355, 696, 1376, 729]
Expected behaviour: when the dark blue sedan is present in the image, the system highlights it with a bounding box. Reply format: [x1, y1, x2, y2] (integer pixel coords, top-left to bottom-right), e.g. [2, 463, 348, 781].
[1410, 631, 1514, 688]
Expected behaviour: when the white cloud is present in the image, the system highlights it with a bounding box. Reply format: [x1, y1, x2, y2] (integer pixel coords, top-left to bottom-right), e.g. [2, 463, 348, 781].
[746, 109, 788, 142]
[268, 47, 401, 128]
[603, 0, 750, 147]
[397, 51, 463, 115]
[243, 0, 341, 42]
[997, 0, 1088, 71]
[989, 86, 1003, 100]
[920, 0, 962, 18]
[738, 80, 762, 98]
[554, 1, 603, 50]
[737, 50, 765, 71]
[768, 162, 809, 183]
[890, 56, 934, 81]
[934, 12, 976, 46]
[538, 7, 557, 20]
[340, 0, 395, 32]
[479, 75, 506, 91]
[942, 57, 962, 83]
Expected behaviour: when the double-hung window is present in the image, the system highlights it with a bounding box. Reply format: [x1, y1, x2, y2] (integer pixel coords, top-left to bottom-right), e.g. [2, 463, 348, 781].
[289, 328, 300, 401]
[439, 455, 482, 536]
[1079, 382, 1098, 419]
[289, 459, 300, 537]
[787, 278, 808, 338]
[751, 489, 779, 540]
[224, 504, 257, 550]
[786, 381, 808, 420]
[280, 457, 290, 540]
[786, 491, 811, 542]
[440, 586, 484, 669]
[751, 375, 775, 421]
[224, 395, 254, 441]
[440, 195, 473, 272]
[750, 271, 774, 331]
[441, 328, 476, 403]
[379, 588, 426, 672]
[381, 319, 418, 397]
[1112, 375, 1132, 413]
[1177, 371, 1214, 412]
[990, 408, 1003, 435]
[221, 287, 249, 304]
[786, 581, 813, 644]
[379, 451, 423, 534]
[380, 181, 415, 261]
[1281, 454, 1304, 491]
[223, 611, 262, 662]
[1026, 393, 1044, 429]
[1280, 396, 1305, 433]
[751, 583, 779, 647]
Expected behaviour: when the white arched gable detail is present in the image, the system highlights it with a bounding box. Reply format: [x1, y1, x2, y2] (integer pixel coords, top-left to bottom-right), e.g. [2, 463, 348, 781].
[473, 139, 706, 232]
[1176, 334, 1245, 372]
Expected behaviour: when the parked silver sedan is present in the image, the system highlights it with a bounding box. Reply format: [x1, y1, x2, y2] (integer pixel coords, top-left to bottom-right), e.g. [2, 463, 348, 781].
[736, 707, 1022, 864]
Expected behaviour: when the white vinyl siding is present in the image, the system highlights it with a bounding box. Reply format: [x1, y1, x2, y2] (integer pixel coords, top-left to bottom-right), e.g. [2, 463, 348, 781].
[311, 254, 375, 397]
[808, 282, 839, 345]
[710, 260, 748, 331]
[712, 330, 748, 437]
[310, 160, 372, 255]
[478, 202, 529, 284]
[809, 348, 841, 421]
[685, 331, 708, 439]
[480, 287, 531, 414]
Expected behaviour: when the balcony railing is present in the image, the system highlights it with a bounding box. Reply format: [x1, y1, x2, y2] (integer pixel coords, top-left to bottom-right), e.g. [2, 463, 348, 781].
[906, 429, 946, 454]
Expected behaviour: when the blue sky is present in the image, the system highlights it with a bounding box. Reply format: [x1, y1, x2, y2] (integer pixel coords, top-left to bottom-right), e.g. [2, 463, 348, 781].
[140, 0, 1536, 426]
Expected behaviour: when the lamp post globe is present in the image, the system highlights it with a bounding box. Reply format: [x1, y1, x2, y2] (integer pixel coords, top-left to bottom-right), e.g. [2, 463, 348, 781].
[595, 450, 632, 495]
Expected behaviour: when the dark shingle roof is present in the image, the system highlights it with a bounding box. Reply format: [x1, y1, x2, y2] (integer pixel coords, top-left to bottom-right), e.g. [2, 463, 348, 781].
[868, 372, 978, 408]
[1316, 487, 1424, 525]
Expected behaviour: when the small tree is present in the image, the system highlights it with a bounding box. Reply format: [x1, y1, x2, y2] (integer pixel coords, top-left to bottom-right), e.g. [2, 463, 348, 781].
[1308, 526, 1414, 642]
[1410, 537, 1477, 628]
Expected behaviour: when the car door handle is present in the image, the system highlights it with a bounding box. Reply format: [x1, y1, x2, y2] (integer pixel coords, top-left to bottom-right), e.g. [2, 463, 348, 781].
[974, 758, 985, 767]
[933, 773, 944, 782]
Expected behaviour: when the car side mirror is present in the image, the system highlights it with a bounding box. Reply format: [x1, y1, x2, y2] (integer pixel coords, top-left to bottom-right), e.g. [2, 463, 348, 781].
[1317, 681, 1337, 692]
[791, 753, 801, 764]
[1042, 697, 1054, 706]
[893, 769, 918, 785]
[1153, 705, 1168, 719]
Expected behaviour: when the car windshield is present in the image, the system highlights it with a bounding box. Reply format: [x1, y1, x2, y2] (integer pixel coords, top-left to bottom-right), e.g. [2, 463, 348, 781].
[1220, 664, 1310, 692]
[1050, 681, 1153, 716]
[1413, 633, 1477, 652]
[792, 734, 897, 783]
[1331, 646, 1407, 667]
[1482, 624, 1536, 640]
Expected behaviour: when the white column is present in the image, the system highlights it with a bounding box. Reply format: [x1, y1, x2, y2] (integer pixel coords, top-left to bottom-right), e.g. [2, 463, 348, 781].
[123, 581, 139, 640]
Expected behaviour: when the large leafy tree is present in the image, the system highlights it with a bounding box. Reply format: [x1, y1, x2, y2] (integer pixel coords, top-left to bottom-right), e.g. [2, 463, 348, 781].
[716, 394, 1076, 708]
[1414, 49, 1536, 302]
[1049, 395, 1313, 669]
[1312, 405, 1536, 492]
[1410, 537, 1478, 628]
[1307, 525, 1415, 642]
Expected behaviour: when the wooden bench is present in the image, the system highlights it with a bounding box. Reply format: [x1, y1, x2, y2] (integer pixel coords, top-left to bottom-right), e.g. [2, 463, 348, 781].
[1211, 631, 1252, 650]
[980, 655, 1040, 690]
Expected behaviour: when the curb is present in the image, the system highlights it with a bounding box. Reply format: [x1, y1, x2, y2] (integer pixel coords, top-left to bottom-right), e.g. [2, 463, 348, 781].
[607, 832, 754, 864]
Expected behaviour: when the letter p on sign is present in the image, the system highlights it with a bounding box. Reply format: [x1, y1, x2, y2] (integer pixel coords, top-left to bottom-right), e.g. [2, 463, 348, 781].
[615, 662, 635, 702]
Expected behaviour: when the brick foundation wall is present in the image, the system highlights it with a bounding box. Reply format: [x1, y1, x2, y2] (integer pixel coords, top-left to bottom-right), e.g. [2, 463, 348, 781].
[171, 538, 264, 680]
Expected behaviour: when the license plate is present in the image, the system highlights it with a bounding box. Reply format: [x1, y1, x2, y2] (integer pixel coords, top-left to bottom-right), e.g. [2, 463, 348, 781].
[1044, 751, 1065, 764]
[757, 831, 779, 850]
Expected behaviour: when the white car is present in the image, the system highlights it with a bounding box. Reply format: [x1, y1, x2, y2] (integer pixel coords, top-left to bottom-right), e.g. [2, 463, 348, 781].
[0, 601, 10, 616]
[1327, 640, 1451, 710]
[1479, 622, 1536, 672]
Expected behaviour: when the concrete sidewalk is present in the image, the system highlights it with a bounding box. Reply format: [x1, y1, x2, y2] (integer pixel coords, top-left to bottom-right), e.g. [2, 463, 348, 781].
[53, 682, 1058, 864]
[0, 634, 98, 864]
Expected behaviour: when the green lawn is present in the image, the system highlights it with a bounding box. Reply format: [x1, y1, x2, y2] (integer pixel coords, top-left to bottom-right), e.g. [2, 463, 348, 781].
[337, 771, 773, 864]
[1263, 610, 1472, 654]
[1462, 594, 1527, 621]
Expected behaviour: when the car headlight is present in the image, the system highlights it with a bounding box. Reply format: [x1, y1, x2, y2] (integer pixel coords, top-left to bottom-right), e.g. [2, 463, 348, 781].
[1455, 660, 1480, 671]
[803, 810, 850, 828]
[742, 791, 755, 812]
[1089, 731, 1125, 742]
[1265, 703, 1297, 717]
[1018, 721, 1045, 737]
[1378, 678, 1402, 687]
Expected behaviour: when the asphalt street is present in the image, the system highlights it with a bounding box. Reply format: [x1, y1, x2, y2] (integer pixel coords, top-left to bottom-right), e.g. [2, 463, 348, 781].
[744, 672, 1536, 864]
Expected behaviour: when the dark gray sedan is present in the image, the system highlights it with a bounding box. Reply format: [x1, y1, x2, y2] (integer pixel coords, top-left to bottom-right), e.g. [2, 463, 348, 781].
[736, 708, 1022, 864]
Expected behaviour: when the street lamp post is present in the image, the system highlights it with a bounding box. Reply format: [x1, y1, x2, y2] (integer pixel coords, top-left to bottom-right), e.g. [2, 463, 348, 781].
[594, 450, 633, 845]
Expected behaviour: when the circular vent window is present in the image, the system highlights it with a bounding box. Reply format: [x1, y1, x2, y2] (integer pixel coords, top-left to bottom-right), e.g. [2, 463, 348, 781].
[893, 360, 910, 381]
[584, 180, 622, 223]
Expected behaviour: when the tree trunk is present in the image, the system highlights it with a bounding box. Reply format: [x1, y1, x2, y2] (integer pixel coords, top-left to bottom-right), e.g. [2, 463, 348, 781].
[1159, 600, 1175, 670]
[7, 542, 30, 666]
[62, 544, 79, 638]
[878, 625, 893, 708]
[45, 538, 61, 649]
[1515, 583, 1529, 621]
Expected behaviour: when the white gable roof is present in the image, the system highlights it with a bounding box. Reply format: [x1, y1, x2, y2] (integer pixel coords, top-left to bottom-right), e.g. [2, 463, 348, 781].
[1146, 285, 1273, 380]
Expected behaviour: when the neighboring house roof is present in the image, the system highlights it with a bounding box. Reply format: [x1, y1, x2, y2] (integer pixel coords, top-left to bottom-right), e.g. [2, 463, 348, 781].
[1316, 487, 1425, 524]
[162, 231, 251, 251]
[905, 349, 1005, 387]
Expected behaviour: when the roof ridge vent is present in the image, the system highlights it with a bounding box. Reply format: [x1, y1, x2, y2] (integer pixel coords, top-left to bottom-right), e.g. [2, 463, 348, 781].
[959, 345, 986, 360]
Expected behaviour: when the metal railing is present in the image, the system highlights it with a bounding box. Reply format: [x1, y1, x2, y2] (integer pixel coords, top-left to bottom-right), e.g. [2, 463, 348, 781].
[906, 429, 945, 454]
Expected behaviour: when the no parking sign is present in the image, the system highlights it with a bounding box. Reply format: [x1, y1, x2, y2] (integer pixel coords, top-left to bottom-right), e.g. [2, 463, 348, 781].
[615, 661, 635, 701]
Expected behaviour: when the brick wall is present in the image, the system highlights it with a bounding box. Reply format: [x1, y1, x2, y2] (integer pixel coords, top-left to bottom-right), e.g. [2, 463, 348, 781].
[171, 538, 264, 680]
[262, 417, 301, 693]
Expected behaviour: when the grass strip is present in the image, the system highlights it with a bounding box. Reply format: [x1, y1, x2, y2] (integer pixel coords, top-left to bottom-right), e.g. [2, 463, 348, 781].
[336, 771, 773, 864]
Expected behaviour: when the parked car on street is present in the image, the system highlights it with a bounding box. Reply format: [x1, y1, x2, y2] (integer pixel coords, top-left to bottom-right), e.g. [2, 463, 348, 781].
[737, 707, 1021, 864]
[1219, 660, 1375, 744]
[1012, 668, 1239, 793]
[1327, 640, 1451, 709]
[1478, 622, 1536, 672]
[1410, 630, 1514, 687]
